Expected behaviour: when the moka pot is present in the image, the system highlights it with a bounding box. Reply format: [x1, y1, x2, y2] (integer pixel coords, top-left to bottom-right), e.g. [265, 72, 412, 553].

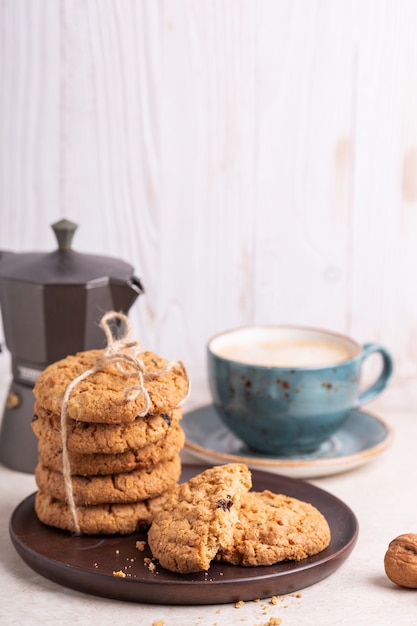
[0, 219, 144, 473]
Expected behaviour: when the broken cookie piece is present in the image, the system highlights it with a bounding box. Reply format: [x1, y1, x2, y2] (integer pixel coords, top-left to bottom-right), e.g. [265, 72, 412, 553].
[147, 463, 252, 573]
[217, 490, 331, 566]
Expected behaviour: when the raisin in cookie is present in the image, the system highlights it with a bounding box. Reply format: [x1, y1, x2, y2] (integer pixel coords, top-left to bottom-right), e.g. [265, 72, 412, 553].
[217, 490, 331, 566]
[147, 463, 252, 574]
[33, 349, 188, 424]
[32, 403, 182, 454]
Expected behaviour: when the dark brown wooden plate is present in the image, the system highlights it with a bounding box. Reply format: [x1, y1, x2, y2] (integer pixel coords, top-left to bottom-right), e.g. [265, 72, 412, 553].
[9, 464, 358, 605]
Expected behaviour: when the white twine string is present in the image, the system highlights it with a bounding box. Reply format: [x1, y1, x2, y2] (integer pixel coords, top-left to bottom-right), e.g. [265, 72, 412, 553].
[59, 311, 190, 535]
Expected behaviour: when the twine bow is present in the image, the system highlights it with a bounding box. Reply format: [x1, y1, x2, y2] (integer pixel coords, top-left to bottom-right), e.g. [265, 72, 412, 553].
[60, 311, 190, 534]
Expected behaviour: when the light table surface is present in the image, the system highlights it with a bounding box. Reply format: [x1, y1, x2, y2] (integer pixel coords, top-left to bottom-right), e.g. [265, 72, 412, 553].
[0, 362, 415, 625]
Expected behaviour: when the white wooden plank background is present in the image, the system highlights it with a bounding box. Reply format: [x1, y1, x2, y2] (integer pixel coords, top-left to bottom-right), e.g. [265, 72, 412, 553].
[1, 0, 417, 408]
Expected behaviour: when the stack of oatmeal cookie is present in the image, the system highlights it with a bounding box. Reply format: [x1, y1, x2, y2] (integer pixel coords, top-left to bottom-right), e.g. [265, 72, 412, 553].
[31, 346, 189, 535]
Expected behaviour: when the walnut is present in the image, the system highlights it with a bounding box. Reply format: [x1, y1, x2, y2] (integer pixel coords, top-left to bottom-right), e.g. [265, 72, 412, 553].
[384, 533, 417, 588]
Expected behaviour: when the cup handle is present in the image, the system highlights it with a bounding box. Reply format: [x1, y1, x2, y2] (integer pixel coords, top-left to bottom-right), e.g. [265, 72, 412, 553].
[356, 343, 393, 407]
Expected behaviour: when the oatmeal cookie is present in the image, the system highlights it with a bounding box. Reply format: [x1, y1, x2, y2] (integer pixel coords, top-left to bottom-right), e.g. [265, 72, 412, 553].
[35, 489, 172, 535]
[217, 490, 331, 566]
[147, 463, 252, 573]
[35, 454, 182, 505]
[33, 349, 188, 424]
[32, 403, 182, 454]
[37, 424, 185, 475]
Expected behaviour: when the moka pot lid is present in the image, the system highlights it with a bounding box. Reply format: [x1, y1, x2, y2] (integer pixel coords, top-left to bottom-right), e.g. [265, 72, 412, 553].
[0, 219, 144, 289]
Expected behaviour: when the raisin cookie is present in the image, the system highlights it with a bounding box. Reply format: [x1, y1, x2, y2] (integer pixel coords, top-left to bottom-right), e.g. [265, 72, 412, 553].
[32, 403, 183, 454]
[35, 454, 182, 505]
[217, 490, 331, 566]
[37, 424, 185, 475]
[33, 349, 189, 423]
[147, 463, 252, 574]
[35, 489, 172, 535]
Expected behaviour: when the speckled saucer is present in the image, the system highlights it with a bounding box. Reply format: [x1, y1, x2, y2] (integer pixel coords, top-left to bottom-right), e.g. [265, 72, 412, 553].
[182, 405, 393, 479]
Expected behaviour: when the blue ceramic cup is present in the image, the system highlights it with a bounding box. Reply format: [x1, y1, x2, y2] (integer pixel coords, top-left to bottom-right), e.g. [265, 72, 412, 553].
[207, 325, 393, 455]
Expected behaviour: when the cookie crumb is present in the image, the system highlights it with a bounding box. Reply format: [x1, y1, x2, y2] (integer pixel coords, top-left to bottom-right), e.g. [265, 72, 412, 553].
[112, 570, 126, 578]
[144, 557, 157, 572]
[296, 592, 302, 598]
[270, 596, 278, 605]
[235, 600, 245, 608]
[267, 618, 282, 626]
[152, 621, 165, 626]
[136, 540, 146, 551]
